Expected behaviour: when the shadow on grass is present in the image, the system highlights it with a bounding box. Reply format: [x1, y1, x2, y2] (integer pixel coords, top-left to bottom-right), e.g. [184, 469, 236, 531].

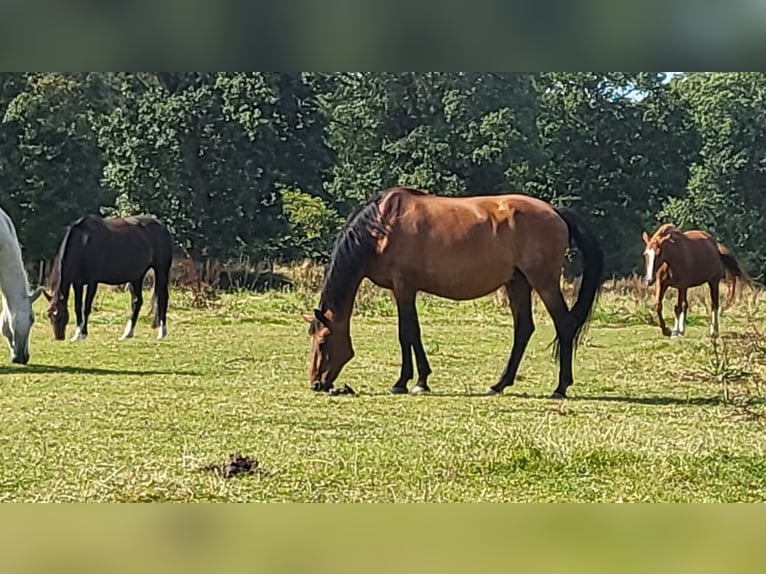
[0, 363, 200, 377]
[574, 394, 758, 407]
[328, 388, 765, 408]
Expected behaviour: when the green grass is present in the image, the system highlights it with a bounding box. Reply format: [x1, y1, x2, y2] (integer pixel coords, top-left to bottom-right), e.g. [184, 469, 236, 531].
[1, 282, 765, 502]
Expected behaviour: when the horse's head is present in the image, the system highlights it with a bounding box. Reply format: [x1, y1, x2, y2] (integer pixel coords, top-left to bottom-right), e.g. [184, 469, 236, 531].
[46, 291, 69, 341]
[1, 286, 45, 365]
[642, 224, 679, 285]
[303, 308, 354, 391]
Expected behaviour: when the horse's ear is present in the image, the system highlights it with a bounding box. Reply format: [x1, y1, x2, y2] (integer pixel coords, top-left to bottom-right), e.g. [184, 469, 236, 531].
[302, 313, 313, 323]
[314, 309, 330, 328]
[642, 231, 650, 245]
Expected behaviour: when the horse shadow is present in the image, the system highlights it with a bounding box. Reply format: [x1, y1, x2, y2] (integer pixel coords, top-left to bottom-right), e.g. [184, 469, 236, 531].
[342, 389, 752, 407]
[0, 364, 199, 377]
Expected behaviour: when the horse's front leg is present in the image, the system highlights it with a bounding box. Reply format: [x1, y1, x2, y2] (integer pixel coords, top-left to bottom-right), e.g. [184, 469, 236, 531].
[672, 288, 688, 338]
[391, 294, 414, 395]
[391, 290, 432, 395]
[654, 280, 671, 337]
[71, 283, 86, 341]
[79, 282, 99, 339]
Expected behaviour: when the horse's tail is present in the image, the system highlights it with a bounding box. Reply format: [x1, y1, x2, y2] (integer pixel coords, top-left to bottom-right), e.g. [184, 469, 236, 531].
[555, 207, 605, 349]
[717, 242, 751, 306]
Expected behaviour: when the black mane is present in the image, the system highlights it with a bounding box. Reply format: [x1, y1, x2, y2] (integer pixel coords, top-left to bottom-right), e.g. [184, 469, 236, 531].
[317, 190, 390, 316]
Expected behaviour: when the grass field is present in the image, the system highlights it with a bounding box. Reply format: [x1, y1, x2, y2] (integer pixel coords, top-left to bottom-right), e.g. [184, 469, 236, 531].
[1, 277, 765, 502]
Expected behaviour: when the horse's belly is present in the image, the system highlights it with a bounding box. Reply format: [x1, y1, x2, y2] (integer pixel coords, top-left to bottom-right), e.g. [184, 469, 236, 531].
[413, 259, 513, 300]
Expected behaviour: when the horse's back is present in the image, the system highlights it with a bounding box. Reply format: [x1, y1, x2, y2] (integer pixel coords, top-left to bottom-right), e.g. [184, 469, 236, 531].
[371, 188, 569, 299]
[62, 214, 172, 284]
[665, 229, 725, 286]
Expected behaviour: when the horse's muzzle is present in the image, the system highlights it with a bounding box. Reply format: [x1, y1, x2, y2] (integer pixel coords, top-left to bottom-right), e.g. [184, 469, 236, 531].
[312, 380, 332, 392]
[11, 353, 29, 365]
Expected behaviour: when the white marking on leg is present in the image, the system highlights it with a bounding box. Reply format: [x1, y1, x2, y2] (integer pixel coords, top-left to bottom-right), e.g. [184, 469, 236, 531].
[120, 320, 135, 340]
[70, 326, 87, 341]
[679, 311, 686, 335]
[711, 309, 719, 337]
[157, 321, 168, 340]
[644, 249, 655, 283]
[671, 314, 680, 336]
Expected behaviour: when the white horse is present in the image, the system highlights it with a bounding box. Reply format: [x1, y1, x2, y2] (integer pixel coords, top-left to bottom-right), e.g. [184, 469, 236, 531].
[0, 208, 44, 364]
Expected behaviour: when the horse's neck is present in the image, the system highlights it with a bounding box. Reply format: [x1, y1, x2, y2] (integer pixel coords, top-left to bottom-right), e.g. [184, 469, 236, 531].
[0, 238, 29, 306]
[320, 276, 363, 326]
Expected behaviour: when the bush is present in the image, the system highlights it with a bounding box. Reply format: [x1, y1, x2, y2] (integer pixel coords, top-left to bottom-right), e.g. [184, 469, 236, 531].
[280, 189, 343, 261]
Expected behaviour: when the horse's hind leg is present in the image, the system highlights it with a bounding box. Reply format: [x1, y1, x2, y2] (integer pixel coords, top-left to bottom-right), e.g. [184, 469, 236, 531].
[535, 283, 577, 399]
[153, 265, 170, 339]
[672, 287, 688, 338]
[391, 291, 431, 395]
[488, 273, 534, 395]
[709, 280, 720, 337]
[120, 278, 144, 340]
[71, 283, 86, 341]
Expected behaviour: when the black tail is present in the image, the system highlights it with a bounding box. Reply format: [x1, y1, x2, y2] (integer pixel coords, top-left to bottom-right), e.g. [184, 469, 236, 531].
[555, 207, 605, 349]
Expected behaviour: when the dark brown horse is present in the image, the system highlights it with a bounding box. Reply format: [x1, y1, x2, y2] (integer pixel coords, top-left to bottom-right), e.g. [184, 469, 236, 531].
[304, 187, 604, 398]
[45, 215, 173, 341]
[642, 223, 750, 338]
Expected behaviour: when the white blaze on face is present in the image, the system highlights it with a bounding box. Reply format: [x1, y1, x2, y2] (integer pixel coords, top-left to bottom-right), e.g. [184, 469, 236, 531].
[644, 248, 656, 283]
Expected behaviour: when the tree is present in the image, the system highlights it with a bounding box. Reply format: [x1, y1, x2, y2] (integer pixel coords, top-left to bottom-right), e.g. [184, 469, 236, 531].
[663, 72, 766, 278]
[532, 72, 700, 275]
[0, 73, 111, 265]
[323, 73, 540, 210]
[98, 72, 333, 260]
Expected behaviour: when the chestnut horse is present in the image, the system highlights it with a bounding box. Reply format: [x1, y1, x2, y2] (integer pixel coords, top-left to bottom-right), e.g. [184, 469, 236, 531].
[304, 187, 604, 399]
[45, 215, 173, 341]
[642, 223, 750, 338]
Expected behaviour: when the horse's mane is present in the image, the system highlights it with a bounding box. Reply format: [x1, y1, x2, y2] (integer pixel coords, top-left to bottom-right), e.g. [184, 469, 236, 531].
[652, 223, 682, 242]
[317, 190, 392, 316]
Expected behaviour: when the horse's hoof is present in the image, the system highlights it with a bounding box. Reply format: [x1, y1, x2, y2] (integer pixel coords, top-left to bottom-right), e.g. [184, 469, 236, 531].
[157, 324, 168, 340]
[550, 391, 567, 400]
[390, 386, 409, 395]
[311, 381, 330, 392]
[412, 385, 430, 395]
[70, 330, 86, 342]
[486, 387, 502, 396]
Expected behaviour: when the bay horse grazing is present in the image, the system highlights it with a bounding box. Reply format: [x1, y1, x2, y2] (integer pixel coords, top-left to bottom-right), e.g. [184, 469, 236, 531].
[45, 215, 173, 341]
[642, 223, 750, 338]
[0, 207, 45, 364]
[304, 187, 605, 399]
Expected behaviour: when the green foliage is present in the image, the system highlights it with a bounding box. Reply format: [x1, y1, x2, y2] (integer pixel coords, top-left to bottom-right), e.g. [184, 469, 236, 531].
[97, 72, 333, 260]
[324, 73, 540, 208]
[532, 72, 700, 276]
[279, 189, 343, 260]
[3, 71, 766, 279]
[0, 73, 111, 264]
[662, 73, 766, 278]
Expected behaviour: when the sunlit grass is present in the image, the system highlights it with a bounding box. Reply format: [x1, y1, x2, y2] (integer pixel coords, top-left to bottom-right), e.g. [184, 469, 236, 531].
[0, 279, 764, 501]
